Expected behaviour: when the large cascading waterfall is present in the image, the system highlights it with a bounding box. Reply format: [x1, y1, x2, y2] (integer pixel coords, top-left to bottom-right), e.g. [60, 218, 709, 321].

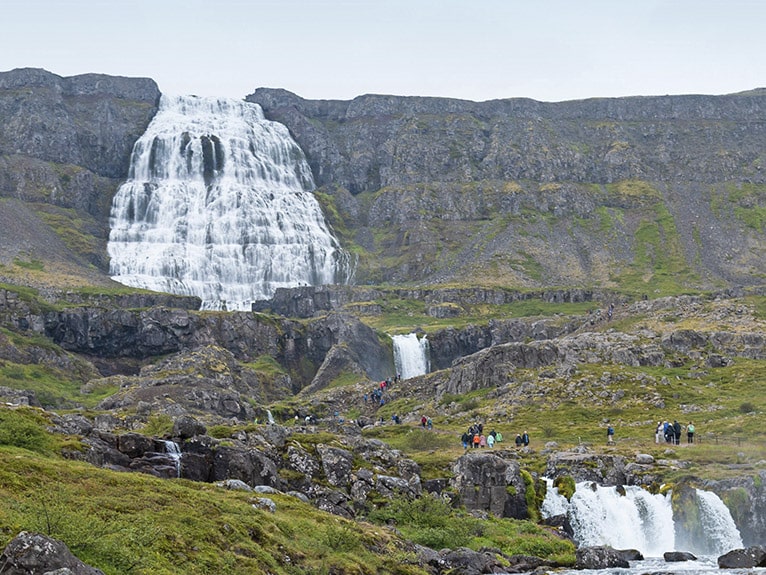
[542, 481, 743, 557]
[108, 94, 351, 310]
[392, 333, 430, 379]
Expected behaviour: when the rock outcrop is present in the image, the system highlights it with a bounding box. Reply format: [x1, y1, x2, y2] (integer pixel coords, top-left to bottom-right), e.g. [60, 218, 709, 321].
[0, 531, 105, 575]
[718, 546, 766, 568]
[451, 451, 531, 519]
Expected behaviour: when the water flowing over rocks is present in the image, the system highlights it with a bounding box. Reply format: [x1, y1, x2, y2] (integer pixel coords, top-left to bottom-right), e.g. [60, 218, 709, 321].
[107, 95, 350, 310]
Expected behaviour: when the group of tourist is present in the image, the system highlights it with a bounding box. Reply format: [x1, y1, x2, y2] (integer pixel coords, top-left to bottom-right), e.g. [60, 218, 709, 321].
[656, 420, 696, 444]
[461, 423, 504, 449]
[363, 374, 400, 408]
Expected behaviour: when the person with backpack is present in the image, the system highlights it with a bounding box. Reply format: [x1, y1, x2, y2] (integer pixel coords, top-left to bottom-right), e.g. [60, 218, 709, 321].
[687, 421, 695, 444]
[607, 425, 615, 444]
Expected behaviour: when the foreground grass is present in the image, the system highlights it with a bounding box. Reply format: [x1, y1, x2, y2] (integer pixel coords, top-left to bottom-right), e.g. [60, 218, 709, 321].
[0, 444, 427, 575]
[0, 408, 578, 574]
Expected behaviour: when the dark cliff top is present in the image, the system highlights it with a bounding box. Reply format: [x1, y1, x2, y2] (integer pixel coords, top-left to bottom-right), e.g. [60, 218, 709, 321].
[249, 86, 766, 122]
[0, 67, 160, 103]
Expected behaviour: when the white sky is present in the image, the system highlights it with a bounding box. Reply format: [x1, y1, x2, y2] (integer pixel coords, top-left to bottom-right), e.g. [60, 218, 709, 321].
[2, 0, 765, 103]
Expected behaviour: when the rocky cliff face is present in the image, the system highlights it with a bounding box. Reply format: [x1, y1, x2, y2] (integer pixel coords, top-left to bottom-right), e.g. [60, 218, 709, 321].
[0, 68, 160, 274]
[248, 88, 766, 288]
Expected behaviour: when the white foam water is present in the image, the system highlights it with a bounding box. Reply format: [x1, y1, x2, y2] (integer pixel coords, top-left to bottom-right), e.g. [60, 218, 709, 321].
[108, 94, 351, 310]
[393, 333, 430, 379]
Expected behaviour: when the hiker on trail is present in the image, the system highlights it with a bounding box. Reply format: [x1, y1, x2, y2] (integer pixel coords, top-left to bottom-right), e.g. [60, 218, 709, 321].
[461, 431, 470, 449]
[522, 431, 530, 447]
[421, 415, 427, 428]
[495, 431, 503, 442]
[607, 425, 615, 444]
[687, 421, 695, 444]
[515, 433, 523, 447]
[473, 433, 481, 448]
[487, 433, 495, 448]
[655, 421, 663, 444]
[673, 420, 682, 445]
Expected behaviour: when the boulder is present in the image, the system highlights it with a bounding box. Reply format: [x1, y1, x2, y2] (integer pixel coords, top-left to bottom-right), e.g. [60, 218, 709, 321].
[576, 546, 630, 569]
[663, 551, 697, 562]
[173, 415, 206, 439]
[116, 432, 155, 458]
[618, 549, 644, 561]
[438, 547, 506, 575]
[0, 531, 105, 575]
[717, 546, 766, 568]
[316, 445, 354, 487]
[451, 452, 528, 518]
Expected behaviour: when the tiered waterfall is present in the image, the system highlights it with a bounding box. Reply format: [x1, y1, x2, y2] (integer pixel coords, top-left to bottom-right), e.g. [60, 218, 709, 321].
[108, 95, 350, 310]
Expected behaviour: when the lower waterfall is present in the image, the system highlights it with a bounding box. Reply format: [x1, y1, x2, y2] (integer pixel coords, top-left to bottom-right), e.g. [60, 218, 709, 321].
[108, 94, 351, 311]
[162, 440, 182, 478]
[392, 333, 430, 380]
[542, 480, 743, 557]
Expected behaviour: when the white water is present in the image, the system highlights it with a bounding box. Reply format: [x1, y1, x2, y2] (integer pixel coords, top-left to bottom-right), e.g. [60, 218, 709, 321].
[392, 333, 430, 379]
[542, 481, 742, 557]
[694, 489, 743, 555]
[108, 95, 351, 310]
[162, 440, 181, 478]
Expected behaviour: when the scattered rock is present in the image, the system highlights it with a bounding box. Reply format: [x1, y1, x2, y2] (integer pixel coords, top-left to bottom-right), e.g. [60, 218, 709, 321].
[717, 546, 766, 568]
[0, 531, 105, 575]
[663, 551, 697, 562]
[576, 546, 630, 569]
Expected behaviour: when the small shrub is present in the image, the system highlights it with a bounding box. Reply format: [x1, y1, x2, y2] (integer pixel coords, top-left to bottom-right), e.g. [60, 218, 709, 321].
[553, 475, 576, 501]
[322, 523, 361, 552]
[739, 402, 756, 414]
[0, 408, 54, 453]
[208, 424, 236, 439]
[142, 414, 173, 436]
[401, 429, 454, 452]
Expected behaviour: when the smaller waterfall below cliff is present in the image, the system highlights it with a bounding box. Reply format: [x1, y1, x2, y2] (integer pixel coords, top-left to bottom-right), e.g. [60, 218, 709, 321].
[392, 333, 430, 379]
[693, 489, 743, 555]
[162, 440, 181, 478]
[542, 481, 742, 557]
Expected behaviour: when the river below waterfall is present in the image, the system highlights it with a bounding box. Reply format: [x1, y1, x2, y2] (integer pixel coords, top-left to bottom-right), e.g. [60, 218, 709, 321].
[553, 556, 766, 575]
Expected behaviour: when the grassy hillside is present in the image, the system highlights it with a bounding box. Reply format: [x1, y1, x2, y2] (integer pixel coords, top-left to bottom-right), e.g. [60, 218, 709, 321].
[0, 407, 573, 574]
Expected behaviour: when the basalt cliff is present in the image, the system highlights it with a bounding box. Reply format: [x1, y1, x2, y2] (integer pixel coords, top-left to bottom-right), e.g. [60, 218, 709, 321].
[1, 68, 765, 290]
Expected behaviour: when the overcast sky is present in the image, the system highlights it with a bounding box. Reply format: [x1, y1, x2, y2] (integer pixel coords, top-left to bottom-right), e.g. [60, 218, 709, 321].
[3, 0, 765, 103]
